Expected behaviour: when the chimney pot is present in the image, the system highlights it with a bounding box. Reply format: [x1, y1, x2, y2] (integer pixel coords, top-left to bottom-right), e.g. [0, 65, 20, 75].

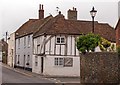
[75, 8, 76, 11]
[42, 4, 43, 10]
[73, 7, 74, 10]
[39, 4, 41, 10]
[59, 11, 61, 14]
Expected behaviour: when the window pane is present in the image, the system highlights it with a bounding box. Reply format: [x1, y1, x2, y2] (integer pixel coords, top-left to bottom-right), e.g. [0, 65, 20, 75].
[57, 38, 60, 43]
[55, 58, 58, 66]
[28, 35, 30, 46]
[59, 58, 63, 65]
[61, 38, 65, 43]
[24, 37, 26, 46]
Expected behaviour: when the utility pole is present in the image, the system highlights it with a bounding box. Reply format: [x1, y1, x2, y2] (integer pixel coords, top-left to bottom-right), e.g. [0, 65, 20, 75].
[5, 32, 8, 42]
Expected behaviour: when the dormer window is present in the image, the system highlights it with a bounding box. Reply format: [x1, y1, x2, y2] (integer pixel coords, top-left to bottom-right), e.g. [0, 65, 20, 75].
[56, 36, 65, 44]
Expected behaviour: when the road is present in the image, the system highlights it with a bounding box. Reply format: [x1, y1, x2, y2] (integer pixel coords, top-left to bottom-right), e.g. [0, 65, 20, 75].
[1, 63, 80, 85]
[2, 64, 56, 84]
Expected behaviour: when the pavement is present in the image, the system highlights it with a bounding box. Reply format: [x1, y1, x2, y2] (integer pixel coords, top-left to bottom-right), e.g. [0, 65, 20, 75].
[2, 63, 80, 84]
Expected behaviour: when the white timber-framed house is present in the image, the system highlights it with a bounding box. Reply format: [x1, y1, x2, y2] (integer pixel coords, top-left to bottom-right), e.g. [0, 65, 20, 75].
[32, 8, 116, 76]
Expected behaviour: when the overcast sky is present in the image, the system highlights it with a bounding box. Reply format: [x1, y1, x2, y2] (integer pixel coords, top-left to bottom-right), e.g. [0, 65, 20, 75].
[0, 0, 120, 39]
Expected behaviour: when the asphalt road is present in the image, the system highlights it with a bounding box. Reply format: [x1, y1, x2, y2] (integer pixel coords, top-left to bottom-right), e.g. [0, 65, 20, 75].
[2, 64, 55, 84]
[1, 63, 80, 85]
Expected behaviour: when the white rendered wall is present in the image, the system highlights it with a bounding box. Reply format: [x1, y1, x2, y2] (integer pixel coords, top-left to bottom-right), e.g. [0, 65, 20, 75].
[15, 34, 33, 68]
[32, 55, 41, 74]
[43, 56, 80, 77]
[8, 33, 15, 67]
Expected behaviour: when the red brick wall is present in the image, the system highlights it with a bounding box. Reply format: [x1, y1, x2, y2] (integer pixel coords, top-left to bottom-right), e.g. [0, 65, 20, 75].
[116, 22, 120, 46]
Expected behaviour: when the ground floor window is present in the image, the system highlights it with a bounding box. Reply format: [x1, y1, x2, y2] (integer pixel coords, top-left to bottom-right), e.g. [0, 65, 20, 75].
[54, 58, 64, 66]
[54, 57, 73, 67]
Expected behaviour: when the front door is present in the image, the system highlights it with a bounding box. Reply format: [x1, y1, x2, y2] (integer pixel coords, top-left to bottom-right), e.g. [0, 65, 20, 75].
[41, 57, 44, 73]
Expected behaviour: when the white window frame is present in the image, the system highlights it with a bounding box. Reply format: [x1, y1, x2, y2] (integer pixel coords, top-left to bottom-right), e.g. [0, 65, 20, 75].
[24, 36, 26, 47]
[54, 58, 64, 66]
[28, 35, 30, 47]
[56, 36, 65, 44]
[18, 38, 20, 49]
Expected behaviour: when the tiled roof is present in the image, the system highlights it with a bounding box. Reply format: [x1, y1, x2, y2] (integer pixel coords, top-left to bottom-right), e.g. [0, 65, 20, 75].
[33, 14, 116, 42]
[115, 18, 120, 45]
[15, 15, 52, 38]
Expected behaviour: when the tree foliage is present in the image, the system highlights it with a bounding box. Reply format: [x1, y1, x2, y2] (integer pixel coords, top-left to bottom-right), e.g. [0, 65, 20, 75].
[99, 37, 111, 51]
[117, 46, 120, 58]
[76, 33, 111, 54]
[77, 33, 100, 53]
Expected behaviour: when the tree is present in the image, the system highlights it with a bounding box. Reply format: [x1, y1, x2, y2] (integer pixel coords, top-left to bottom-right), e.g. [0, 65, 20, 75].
[117, 46, 120, 58]
[77, 33, 111, 54]
[77, 33, 100, 53]
[99, 37, 111, 51]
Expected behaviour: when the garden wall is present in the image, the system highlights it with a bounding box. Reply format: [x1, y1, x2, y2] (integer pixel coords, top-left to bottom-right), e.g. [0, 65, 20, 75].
[80, 52, 119, 84]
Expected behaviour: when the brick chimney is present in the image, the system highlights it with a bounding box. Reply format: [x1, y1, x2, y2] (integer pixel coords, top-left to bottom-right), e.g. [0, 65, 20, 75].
[39, 4, 44, 19]
[67, 7, 77, 20]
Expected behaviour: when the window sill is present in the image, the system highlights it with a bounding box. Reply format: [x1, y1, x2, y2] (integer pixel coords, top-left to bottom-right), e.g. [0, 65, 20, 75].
[56, 43, 66, 45]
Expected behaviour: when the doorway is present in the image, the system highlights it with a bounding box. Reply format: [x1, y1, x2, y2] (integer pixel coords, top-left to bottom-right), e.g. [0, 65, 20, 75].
[41, 57, 44, 73]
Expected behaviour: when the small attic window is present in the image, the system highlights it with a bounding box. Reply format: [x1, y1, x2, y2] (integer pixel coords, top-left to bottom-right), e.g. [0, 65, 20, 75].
[56, 36, 65, 44]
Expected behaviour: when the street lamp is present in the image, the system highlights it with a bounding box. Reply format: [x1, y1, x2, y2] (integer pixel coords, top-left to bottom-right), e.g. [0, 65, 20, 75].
[90, 7, 97, 33]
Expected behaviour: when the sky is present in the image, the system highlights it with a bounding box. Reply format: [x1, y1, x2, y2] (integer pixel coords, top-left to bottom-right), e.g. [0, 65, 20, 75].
[0, 0, 120, 39]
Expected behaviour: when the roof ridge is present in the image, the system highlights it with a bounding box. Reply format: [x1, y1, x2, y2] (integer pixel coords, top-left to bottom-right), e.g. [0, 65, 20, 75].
[33, 15, 53, 36]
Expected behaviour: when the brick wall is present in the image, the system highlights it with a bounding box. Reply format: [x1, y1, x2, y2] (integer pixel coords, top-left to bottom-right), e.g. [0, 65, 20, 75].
[116, 27, 120, 46]
[80, 52, 119, 84]
[116, 19, 120, 46]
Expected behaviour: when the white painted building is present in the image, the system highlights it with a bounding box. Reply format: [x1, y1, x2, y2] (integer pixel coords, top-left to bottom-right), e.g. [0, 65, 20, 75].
[15, 33, 33, 71]
[7, 33, 15, 67]
[14, 4, 45, 71]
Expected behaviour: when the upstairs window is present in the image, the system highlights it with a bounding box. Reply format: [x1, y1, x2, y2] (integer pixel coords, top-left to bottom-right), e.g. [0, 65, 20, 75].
[24, 36, 26, 47]
[37, 44, 40, 54]
[56, 36, 65, 44]
[28, 35, 30, 47]
[18, 39, 20, 49]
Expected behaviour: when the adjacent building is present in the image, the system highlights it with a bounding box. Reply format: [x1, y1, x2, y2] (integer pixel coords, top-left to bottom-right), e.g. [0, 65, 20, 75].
[115, 18, 120, 46]
[7, 33, 15, 67]
[0, 39, 8, 64]
[14, 4, 45, 71]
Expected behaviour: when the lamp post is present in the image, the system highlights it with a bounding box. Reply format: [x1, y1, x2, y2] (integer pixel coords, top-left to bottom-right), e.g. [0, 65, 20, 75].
[90, 7, 97, 33]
